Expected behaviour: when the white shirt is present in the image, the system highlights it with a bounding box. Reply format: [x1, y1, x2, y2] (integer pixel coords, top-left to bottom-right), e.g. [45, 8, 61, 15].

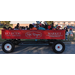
[68, 30, 73, 36]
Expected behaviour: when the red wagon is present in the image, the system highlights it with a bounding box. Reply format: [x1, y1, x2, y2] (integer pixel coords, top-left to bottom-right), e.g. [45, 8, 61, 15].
[1, 30, 65, 53]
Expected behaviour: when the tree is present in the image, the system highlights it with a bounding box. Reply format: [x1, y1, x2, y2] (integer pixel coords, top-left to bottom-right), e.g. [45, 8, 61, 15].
[1, 21, 10, 25]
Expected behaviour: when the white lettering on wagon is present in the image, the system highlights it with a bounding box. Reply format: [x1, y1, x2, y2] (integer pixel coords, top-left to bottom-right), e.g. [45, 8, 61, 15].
[5, 32, 21, 36]
[47, 32, 63, 37]
[25, 31, 42, 38]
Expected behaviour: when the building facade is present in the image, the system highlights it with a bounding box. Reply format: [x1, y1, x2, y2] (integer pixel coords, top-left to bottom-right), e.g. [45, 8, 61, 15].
[54, 21, 75, 26]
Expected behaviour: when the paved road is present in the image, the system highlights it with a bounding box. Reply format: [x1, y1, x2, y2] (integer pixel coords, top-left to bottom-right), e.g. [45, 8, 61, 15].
[0, 43, 75, 54]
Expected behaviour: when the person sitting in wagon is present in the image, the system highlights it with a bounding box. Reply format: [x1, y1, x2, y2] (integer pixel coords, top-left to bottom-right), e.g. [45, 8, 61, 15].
[50, 23, 55, 30]
[30, 24, 37, 30]
[29, 24, 37, 41]
[26, 26, 29, 30]
[8, 27, 12, 30]
[32, 23, 37, 28]
[3, 27, 7, 30]
[38, 24, 45, 30]
[55, 26, 61, 30]
[14, 23, 20, 30]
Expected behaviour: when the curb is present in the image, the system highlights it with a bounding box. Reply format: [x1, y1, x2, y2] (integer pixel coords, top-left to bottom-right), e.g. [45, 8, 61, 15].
[63, 42, 75, 44]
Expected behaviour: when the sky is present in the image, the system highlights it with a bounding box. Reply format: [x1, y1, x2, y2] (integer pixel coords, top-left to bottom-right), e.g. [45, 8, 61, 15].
[10, 21, 44, 24]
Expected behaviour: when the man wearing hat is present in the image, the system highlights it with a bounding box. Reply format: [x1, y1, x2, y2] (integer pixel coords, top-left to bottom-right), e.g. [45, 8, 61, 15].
[32, 23, 37, 28]
[68, 28, 74, 41]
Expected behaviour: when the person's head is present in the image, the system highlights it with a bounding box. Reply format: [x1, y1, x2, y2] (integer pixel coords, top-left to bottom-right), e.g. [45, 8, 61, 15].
[8, 27, 12, 30]
[21, 27, 24, 29]
[29, 24, 32, 28]
[3, 27, 6, 30]
[26, 26, 28, 28]
[32, 23, 35, 25]
[24, 27, 25, 29]
[31, 25, 34, 28]
[52, 22, 54, 26]
[45, 24, 48, 29]
[16, 23, 20, 27]
[70, 28, 72, 31]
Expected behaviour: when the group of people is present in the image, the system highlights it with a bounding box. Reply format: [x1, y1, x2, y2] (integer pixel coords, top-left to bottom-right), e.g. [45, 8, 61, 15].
[3, 22, 62, 30]
[3, 22, 74, 41]
[3, 23, 29, 30]
[65, 27, 74, 41]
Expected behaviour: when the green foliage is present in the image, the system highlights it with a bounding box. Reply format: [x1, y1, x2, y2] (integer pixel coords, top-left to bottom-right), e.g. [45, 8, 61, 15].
[1, 21, 10, 25]
[45, 21, 53, 25]
[0, 21, 13, 28]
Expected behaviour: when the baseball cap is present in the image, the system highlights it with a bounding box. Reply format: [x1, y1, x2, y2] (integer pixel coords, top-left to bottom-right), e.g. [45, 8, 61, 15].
[32, 23, 35, 25]
[58, 26, 61, 28]
[70, 28, 72, 30]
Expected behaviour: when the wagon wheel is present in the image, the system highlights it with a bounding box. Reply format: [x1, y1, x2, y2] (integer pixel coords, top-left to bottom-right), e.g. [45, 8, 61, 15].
[52, 41, 65, 53]
[2, 40, 15, 53]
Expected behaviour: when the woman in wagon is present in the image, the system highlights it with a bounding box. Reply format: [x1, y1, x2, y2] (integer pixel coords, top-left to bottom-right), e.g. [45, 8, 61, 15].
[3, 27, 7, 30]
[14, 23, 20, 30]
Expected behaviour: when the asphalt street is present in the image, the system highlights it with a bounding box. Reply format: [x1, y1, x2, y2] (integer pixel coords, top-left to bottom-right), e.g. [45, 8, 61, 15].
[0, 43, 75, 54]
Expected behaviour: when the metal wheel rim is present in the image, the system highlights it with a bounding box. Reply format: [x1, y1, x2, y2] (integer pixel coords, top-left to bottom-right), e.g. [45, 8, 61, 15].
[4, 43, 12, 51]
[55, 44, 63, 51]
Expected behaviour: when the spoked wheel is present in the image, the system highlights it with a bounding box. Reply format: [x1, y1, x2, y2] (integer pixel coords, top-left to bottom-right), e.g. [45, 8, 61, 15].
[52, 41, 65, 53]
[2, 40, 15, 53]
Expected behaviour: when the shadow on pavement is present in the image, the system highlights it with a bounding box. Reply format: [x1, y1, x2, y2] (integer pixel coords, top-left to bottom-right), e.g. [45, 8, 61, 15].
[11, 45, 54, 54]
